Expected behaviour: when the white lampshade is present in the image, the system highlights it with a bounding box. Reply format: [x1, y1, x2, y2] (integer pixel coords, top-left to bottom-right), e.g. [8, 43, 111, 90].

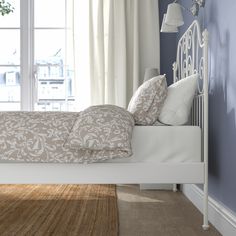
[165, 3, 184, 27]
[143, 68, 159, 83]
[160, 14, 178, 33]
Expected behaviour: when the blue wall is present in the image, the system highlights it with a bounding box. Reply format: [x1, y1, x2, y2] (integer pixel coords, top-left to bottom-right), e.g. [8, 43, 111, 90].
[177, 0, 236, 214]
[159, 0, 177, 85]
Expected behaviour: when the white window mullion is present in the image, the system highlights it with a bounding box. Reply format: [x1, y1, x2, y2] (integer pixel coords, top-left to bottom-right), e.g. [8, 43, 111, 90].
[20, 0, 34, 111]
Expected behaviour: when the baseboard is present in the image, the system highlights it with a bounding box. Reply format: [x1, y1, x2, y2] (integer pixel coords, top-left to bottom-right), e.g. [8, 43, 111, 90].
[182, 184, 236, 236]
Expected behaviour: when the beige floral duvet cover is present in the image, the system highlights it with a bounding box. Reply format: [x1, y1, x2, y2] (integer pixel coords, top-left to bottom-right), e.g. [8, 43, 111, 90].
[0, 105, 134, 163]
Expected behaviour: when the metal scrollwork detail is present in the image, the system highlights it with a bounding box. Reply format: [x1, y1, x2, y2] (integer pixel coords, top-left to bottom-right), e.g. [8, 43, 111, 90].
[187, 56, 193, 75]
[187, 30, 192, 50]
[182, 56, 193, 77]
[197, 57, 204, 93]
[174, 20, 206, 97]
[182, 37, 187, 54]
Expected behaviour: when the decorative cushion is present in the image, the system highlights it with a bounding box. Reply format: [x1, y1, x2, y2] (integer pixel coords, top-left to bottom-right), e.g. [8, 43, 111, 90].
[128, 75, 167, 125]
[158, 74, 198, 125]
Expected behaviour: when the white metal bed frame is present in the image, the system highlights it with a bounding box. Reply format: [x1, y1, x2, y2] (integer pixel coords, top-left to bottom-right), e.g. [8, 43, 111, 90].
[173, 20, 209, 230]
[0, 20, 209, 230]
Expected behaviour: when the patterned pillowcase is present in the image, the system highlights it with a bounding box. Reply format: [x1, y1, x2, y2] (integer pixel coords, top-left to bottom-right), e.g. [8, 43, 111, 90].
[127, 75, 167, 125]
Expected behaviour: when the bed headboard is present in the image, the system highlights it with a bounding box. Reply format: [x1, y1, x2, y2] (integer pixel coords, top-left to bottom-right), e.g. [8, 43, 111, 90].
[172, 20, 209, 162]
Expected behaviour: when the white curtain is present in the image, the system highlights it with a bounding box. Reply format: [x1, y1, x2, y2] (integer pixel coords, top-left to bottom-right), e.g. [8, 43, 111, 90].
[72, 0, 160, 110]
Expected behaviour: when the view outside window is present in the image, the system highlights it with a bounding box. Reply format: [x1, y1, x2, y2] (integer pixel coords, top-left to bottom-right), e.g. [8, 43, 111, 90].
[34, 0, 75, 111]
[0, 0, 20, 111]
[0, 0, 75, 112]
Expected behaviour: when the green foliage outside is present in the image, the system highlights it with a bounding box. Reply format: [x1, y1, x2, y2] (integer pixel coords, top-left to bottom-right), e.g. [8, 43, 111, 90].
[0, 0, 14, 16]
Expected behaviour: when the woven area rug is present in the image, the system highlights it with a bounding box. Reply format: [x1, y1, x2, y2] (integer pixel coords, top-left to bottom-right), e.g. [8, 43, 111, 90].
[0, 184, 118, 236]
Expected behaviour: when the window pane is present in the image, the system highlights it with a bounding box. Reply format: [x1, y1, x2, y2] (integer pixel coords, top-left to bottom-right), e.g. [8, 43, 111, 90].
[34, 1, 75, 112]
[0, 30, 20, 65]
[35, 30, 65, 62]
[0, 0, 20, 28]
[0, 66, 20, 111]
[34, 0, 66, 28]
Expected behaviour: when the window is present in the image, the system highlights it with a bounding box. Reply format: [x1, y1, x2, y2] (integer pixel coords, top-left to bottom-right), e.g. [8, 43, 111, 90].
[0, 0, 75, 111]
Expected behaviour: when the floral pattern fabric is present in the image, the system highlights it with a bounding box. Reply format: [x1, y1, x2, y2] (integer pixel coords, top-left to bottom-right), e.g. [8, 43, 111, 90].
[0, 106, 134, 163]
[128, 75, 167, 125]
[65, 105, 134, 149]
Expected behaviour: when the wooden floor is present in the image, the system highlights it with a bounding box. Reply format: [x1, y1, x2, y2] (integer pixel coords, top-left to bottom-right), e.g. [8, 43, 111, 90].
[117, 185, 221, 236]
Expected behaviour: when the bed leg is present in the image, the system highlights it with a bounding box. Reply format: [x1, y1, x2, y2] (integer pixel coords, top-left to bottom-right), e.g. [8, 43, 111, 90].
[202, 183, 210, 230]
[202, 28, 209, 230]
[173, 184, 177, 192]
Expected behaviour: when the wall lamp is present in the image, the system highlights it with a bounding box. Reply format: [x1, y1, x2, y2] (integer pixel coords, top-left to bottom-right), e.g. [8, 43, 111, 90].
[161, 0, 205, 33]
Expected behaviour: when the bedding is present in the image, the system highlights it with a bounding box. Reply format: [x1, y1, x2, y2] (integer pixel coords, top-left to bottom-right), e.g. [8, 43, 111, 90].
[65, 105, 134, 154]
[108, 125, 201, 163]
[0, 125, 202, 164]
[128, 75, 167, 125]
[158, 74, 198, 125]
[0, 105, 134, 163]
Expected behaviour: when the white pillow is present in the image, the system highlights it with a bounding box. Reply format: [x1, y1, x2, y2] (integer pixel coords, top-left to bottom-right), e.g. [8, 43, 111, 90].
[158, 74, 198, 125]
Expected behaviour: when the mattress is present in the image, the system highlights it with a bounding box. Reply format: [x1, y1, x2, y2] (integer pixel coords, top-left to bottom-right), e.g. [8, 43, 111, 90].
[0, 125, 201, 164]
[107, 125, 201, 163]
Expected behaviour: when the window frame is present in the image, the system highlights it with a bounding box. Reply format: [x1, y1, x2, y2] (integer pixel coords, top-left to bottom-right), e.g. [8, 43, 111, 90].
[20, 0, 34, 111]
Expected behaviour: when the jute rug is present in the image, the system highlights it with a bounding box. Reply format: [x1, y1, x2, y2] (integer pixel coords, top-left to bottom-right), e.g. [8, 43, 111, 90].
[0, 184, 118, 236]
